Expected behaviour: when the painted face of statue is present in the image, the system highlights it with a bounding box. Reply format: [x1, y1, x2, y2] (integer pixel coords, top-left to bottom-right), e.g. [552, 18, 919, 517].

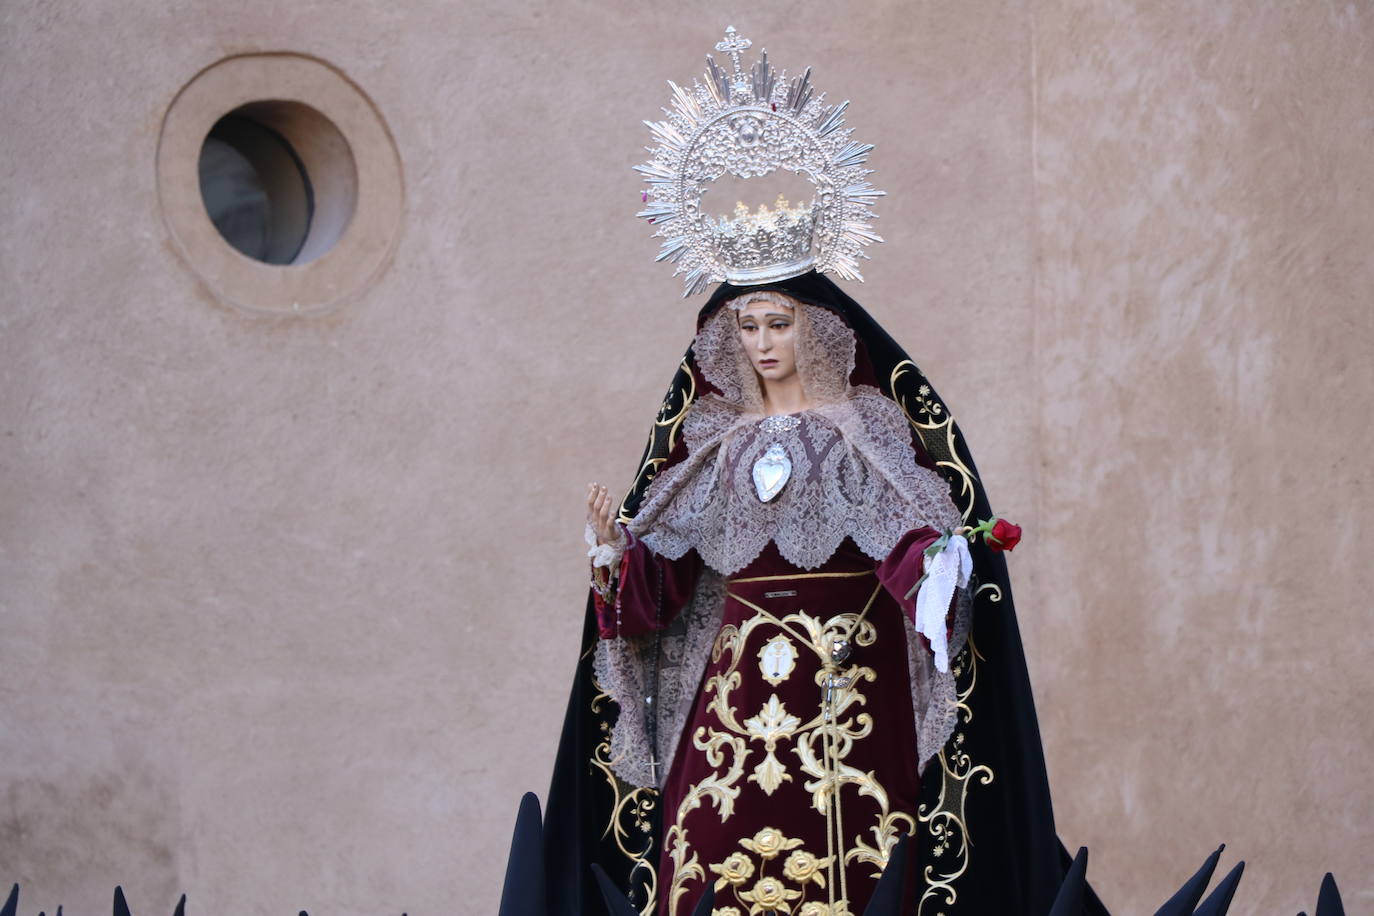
[736, 297, 798, 385]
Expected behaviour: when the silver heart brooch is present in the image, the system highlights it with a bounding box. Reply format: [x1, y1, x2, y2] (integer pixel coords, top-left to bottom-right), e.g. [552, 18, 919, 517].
[753, 444, 792, 502]
[752, 415, 802, 503]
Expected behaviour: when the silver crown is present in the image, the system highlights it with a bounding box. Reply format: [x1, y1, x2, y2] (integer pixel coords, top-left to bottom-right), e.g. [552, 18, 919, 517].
[710, 196, 816, 284]
[637, 27, 885, 296]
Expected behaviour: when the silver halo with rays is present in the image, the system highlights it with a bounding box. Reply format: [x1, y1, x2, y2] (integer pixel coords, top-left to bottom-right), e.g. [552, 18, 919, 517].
[637, 26, 885, 297]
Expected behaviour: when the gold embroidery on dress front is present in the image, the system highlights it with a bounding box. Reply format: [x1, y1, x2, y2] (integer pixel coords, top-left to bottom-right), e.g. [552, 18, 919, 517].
[706, 828, 841, 915]
[667, 595, 912, 914]
[662, 722, 748, 915]
[743, 694, 801, 794]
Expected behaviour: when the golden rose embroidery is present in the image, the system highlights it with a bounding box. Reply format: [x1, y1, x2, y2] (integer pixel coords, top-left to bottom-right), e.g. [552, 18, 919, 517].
[740, 826, 803, 860]
[781, 849, 830, 887]
[710, 851, 756, 887]
[705, 828, 857, 914]
[738, 875, 802, 913]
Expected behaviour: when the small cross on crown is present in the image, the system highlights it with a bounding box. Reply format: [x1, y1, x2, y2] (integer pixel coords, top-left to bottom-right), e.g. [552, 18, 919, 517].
[714, 25, 752, 77]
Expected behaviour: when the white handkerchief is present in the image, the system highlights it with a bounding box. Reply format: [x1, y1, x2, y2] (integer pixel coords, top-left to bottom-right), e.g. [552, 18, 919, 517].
[915, 534, 972, 673]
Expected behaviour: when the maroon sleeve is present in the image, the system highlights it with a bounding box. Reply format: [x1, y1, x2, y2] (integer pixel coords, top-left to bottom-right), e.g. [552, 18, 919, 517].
[594, 528, 702, 639]
[874, 526, 944, 623]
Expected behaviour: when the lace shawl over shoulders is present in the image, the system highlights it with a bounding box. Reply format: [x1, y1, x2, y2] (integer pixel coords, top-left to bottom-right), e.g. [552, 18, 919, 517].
[629, 302, 960, 575]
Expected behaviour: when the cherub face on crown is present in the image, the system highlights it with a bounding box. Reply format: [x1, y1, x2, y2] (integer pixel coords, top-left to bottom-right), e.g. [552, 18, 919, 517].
[729, 114, 763, 148]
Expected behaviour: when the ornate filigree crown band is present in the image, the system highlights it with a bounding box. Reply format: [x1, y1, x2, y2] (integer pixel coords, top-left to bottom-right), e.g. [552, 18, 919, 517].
[637, 27, 885, 296]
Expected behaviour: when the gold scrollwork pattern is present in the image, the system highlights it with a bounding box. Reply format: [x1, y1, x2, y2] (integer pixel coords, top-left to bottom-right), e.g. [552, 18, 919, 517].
[974, 582, 1003, 604]
[620, 358, 697, 525]
[590, 677, 660, 914]
[915, 635, 994, 916]
[889, 361, 977, 524]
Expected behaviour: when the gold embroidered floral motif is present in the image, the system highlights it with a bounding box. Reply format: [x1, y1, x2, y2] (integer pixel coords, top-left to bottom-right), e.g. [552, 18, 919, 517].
[846, 810, 916, 876]
[739, 875, 802, 912]
[916, 637, 994, 914]
[588, 677, 658, 909]
[664, 724, 749, 914]
[702, 829, 814, 914]
[710, 851, 755, 886]
[743, 694, 802, 794]
[740, 826, 803, 860]
[782, 849, 829, 887]
[797, 903, 856, 916]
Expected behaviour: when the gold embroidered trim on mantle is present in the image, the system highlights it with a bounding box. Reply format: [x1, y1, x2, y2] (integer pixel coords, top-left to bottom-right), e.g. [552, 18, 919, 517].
[618, 358, 696, 526]
[590, 676, 659, 914]
[890, 361, 1002, 913]
[915, 634, 994, 915]
[890, 361, 976, 524]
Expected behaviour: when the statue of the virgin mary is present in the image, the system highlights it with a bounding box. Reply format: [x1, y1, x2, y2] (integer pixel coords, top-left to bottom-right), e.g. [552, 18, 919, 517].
[541, 27, 1107, 916]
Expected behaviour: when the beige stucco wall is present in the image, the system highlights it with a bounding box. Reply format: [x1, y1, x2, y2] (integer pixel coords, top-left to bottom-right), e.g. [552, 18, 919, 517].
[1, 2, 1369, 913]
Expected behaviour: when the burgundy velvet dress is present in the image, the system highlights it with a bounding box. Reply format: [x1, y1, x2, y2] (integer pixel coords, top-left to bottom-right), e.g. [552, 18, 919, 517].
[598, 525, 943, 914]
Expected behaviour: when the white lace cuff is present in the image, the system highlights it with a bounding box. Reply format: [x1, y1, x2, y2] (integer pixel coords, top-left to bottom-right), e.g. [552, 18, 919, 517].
[585, 523, 626, 570]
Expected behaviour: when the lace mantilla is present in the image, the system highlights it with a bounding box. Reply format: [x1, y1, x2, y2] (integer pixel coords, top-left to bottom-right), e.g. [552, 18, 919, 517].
[638, 299, 953, 573]
[692, 297, 855, 408]
[630, 391, 959, 575]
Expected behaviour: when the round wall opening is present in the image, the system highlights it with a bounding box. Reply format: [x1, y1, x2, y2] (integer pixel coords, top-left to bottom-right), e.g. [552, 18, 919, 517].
[196, 101, 357, 267]
[200, 114, 314, 264]
[158, 54, 402, 314]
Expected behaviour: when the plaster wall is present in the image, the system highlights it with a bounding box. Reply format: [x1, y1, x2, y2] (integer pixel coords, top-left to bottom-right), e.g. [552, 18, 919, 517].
[0, 2, 1368, 913]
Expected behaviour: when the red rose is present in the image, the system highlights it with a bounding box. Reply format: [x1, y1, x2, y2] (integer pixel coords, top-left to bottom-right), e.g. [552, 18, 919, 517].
[988, 518, 1022, 552]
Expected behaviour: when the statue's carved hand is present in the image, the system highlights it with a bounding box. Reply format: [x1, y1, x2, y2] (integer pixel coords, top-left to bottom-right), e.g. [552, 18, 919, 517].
[585, 483, 620, 546]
